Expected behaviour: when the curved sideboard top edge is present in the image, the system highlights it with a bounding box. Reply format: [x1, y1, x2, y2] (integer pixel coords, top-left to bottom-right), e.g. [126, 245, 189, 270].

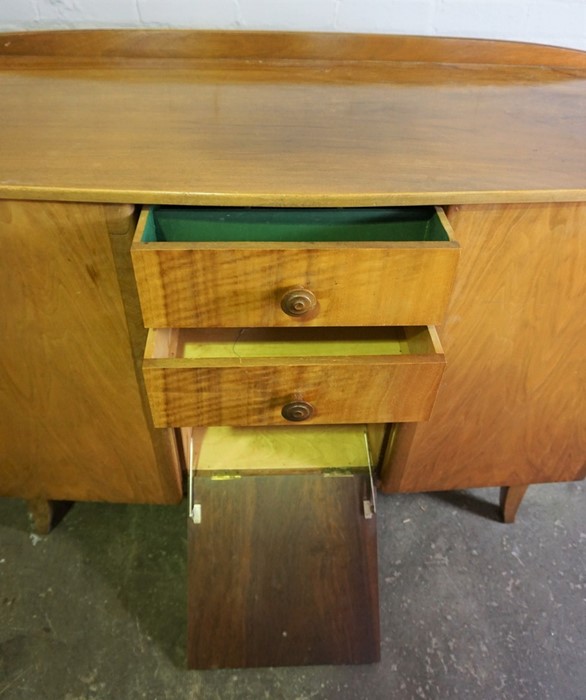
[1, 186, 585, 208]
[0, 30, 585, 205]
[0, 29, 585, 69]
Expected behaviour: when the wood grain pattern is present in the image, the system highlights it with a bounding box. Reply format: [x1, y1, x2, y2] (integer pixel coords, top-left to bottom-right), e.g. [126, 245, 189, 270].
[132, 211, 459, 328]
[380, 202, 586, 492]
[0, 31, 585, 207]
[143, 327, 445, 427]
[1, 31, 584, 505]
[105, 204, 184, 494]
[0, 200, 182, 503]
[2, 29, 585, 67]
[187, 474, 379, 669]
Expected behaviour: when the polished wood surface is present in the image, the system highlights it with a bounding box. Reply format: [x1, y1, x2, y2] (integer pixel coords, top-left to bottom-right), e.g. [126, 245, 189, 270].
[380, 203, 586, 492]
[0, 31, 585, 207]
[187, 474, 379, 669]
[500, 485, 530, 524]
[143, 327, 445, 427]
[132, 209, 459, 328]
[105, 204, 184, 498]
[0, 200, 182, 503]
[1, 30, 584, 514]
[3, 29, 586, 67]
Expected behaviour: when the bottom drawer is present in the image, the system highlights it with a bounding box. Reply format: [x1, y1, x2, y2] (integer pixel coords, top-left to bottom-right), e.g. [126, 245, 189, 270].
[144, 326, 446, 427]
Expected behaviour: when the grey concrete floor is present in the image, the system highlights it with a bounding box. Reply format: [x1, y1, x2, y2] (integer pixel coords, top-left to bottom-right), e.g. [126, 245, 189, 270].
[0, 483, 584, 700]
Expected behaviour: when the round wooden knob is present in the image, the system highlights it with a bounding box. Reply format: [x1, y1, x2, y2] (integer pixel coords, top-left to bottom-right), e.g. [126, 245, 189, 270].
[280, 288, 317, 317]
[281, 400, 314, 422]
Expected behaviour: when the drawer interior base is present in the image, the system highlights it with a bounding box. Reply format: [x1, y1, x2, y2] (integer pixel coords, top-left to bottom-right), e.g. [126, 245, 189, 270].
[183, 424, 387, 476]
[149, 326, 440, 361]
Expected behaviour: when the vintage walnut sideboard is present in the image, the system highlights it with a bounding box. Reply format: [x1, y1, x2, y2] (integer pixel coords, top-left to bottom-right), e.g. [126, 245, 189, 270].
[0, 30, 585, 668]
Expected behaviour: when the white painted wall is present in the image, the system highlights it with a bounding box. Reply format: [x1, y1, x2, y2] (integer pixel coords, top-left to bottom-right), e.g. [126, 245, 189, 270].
[0, 0, 584, 51]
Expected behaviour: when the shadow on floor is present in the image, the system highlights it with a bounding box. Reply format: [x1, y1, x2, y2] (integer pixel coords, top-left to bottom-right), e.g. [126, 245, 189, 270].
[424, 489, 502, 523]
[62, 500, 189, 668]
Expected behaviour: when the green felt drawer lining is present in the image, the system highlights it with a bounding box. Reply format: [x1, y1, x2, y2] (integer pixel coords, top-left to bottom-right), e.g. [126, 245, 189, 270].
[141, 206, 449, 243]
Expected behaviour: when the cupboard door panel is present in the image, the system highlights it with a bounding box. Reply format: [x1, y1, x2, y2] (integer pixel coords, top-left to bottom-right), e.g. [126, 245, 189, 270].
[0, 200, 181, 503]
[380, 202, 586, 492]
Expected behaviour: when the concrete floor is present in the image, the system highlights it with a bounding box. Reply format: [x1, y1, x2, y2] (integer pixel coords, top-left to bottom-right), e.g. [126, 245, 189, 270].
[0, 482, 584, 700]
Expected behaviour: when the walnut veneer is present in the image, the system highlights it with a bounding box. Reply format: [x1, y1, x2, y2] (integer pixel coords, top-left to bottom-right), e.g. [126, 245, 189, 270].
[1, 29, 584, 511]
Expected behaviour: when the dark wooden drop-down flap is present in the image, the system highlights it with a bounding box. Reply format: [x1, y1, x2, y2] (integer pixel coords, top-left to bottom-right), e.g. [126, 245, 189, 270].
[187, 473, 380, 669]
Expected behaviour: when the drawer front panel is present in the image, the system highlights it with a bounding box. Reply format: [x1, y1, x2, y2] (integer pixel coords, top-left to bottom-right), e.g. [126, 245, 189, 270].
[132, 206, 459, 328]
[143, 327, 445, 427]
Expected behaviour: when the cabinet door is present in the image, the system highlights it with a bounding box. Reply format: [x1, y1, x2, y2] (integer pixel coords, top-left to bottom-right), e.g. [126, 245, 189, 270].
[380, 202, 586, 492]
[0, 200, 181, 503]
[187, 474, 379, 669]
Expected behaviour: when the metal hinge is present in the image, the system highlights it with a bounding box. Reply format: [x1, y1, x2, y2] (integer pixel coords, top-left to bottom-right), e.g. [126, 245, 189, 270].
[188, 428, 201, 525]
[363, 431, 377, 520]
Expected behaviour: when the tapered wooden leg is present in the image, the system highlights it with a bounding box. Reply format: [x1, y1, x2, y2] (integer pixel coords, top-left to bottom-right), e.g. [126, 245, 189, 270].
[27, 499, 73, 535]
[499, 485, 529, 524]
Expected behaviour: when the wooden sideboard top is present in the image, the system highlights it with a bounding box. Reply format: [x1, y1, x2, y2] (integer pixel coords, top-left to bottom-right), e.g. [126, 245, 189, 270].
[0, 29, 585, 206]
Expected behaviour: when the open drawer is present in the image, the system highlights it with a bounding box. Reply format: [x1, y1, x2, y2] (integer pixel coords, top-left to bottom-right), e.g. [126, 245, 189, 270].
[131, 205, 459, 328]
[143, 325, 445, 427]
[185, 424, 381, 668]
